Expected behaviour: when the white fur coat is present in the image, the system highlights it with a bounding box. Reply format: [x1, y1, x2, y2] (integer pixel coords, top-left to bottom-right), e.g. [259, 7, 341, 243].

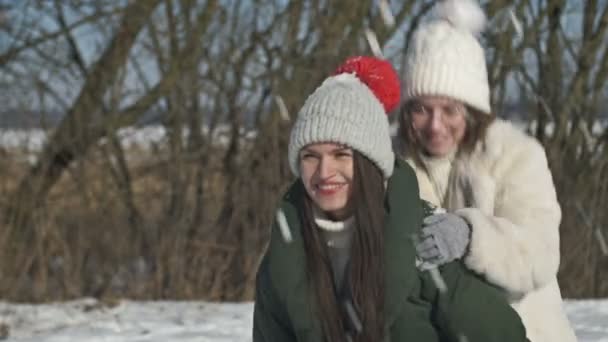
[403, 120, 577, 342]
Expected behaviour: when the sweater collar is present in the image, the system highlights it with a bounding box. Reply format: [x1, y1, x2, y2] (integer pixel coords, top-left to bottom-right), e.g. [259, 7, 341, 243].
[419, 148, 456, 166]
[313, 207, 355, 232]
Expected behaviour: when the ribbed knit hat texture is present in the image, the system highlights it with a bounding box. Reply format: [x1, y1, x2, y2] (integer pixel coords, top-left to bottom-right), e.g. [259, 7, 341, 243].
[403, 0, 491, 114]
[288, 56, 400, 178]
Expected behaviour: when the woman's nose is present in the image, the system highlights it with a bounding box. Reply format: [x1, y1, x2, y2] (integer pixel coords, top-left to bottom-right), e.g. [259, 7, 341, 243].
[428, 110, 444, 132]
[318, 157, 335, 179]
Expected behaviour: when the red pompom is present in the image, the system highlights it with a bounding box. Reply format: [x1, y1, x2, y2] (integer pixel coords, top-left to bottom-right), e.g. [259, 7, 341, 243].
[334, 56, 401, 113]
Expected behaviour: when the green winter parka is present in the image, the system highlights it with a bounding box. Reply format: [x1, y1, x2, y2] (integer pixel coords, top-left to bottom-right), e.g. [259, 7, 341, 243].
[253, 160, 527, 342]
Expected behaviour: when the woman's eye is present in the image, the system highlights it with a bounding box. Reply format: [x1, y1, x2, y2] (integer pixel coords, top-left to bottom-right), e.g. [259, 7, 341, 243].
[410, 104, 424, 113]
[410, 103, 430, 116]
[444, 105, 462, 117]
[335, 152, 352, 158]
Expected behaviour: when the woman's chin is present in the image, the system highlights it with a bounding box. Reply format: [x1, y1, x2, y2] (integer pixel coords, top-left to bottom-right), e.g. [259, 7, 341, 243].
[317, 203, 349, 220]
[424, 143, 455, 158]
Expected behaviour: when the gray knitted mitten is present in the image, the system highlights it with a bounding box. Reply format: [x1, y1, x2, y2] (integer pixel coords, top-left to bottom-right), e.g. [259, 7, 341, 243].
[415, 212, 471, 268]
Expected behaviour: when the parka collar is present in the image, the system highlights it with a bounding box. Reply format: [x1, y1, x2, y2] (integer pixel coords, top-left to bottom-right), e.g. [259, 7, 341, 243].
[266, 160, 421, 340]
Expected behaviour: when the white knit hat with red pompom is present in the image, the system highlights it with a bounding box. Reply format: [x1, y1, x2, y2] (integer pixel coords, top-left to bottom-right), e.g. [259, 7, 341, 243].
[403, 0, 491, 114]
[288, 56, 400, 179]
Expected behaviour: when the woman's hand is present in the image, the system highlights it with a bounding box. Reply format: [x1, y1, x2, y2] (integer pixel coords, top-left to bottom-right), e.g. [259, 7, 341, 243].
[415, 213, 471, 269]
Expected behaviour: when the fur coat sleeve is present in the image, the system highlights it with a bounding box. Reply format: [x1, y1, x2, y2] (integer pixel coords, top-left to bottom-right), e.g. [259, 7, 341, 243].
[450, 121, 561, 296]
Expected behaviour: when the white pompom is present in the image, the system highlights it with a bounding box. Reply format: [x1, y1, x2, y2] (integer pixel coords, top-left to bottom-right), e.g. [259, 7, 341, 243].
[433, 0, 487, 35]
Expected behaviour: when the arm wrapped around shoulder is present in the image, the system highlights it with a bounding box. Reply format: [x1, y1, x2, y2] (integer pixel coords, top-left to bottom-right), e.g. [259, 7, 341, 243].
[458, 139, 561, 295]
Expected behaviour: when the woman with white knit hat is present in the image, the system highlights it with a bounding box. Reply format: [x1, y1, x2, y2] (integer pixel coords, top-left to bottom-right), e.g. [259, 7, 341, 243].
[253, 56, 527, 342]
[398, 1, 577, 341]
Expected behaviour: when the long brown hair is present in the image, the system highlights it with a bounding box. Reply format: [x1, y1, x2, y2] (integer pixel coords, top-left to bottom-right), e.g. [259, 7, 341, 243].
[299, 151, 386, 342]
[396, 100, 495, 164]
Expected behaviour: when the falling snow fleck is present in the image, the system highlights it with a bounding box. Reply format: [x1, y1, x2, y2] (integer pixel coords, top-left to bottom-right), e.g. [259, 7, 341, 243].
[364, 28, 383, 58]
[274, 95, 290, 122]
[429, 267, 448, 293]
[276, 209, 292, 243]
[344, 300, 363, 333]
[508, 9, 523, 38]
[377, 0, 395, 28]
[595, 228, 608, 256]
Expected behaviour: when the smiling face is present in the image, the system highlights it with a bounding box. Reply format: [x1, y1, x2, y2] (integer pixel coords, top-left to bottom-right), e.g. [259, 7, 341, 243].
[407, 96, 468, 157]
[299, 143, 354, 220]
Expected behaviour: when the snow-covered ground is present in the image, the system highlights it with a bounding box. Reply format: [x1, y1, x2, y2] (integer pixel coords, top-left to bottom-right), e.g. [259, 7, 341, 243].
[0, 299, 252, 342]
[0, 299, 606, 341]
[566, 300, 608, 342]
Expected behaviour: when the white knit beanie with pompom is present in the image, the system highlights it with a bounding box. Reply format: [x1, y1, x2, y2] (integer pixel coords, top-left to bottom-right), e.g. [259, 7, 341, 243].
[403, 0, 491, 114]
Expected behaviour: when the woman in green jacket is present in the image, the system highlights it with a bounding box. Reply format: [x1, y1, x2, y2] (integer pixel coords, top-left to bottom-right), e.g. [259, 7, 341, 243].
[253, 56, 527, 342]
